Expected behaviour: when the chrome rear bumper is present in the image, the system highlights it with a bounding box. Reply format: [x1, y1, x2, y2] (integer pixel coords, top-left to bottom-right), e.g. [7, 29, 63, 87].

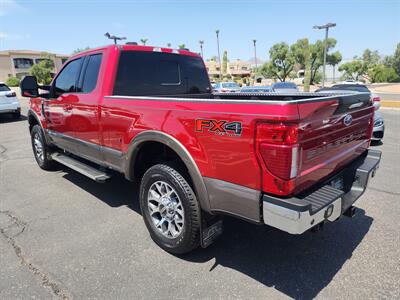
[262, 149, 381, 234]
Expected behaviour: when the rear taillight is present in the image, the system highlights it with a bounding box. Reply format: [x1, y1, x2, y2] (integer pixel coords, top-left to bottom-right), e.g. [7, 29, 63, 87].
[256, 123, 300, 194]
[6, 91, 16, 97]
[372, 96, 380, 102]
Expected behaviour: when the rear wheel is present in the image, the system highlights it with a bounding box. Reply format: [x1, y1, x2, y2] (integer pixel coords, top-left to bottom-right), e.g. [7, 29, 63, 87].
[31, 125, 55, 170]
[139, 164, 200, 254]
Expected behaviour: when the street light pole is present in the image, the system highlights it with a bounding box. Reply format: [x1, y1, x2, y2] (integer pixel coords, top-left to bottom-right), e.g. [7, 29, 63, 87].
[313, 22, 336, 87]
[216, 30, 222, 81]
[252, 39, 257, 86]
[199, 40, 204, 58]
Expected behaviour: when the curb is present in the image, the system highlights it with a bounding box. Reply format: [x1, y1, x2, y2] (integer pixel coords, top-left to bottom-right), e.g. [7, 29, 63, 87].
[381, 101, 400, 108]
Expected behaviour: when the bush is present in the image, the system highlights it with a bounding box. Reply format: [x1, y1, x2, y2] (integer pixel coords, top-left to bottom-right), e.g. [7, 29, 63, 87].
[369, 64, 400, 83]
[6, 76, 20, 87]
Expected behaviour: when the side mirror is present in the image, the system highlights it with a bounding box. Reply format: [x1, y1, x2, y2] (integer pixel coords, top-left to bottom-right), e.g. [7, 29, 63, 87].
[20, 75, 39, 97]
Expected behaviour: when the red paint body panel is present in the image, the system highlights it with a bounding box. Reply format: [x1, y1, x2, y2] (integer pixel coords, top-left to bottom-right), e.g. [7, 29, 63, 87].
[30, 45, 374, 197]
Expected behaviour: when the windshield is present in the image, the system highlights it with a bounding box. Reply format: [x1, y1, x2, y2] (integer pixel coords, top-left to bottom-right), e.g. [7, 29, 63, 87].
[0, 84, 11, 92]
[273, 82, 297, 89]
[222, 82, 239, 88]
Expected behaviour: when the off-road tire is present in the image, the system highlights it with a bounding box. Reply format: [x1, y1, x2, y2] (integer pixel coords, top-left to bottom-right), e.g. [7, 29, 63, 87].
[31, 125, 55, 170]
[139, 164, 201, 254]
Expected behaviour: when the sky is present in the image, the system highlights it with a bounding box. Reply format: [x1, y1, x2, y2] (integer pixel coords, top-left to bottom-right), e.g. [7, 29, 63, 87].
[0, 0, 399, 61]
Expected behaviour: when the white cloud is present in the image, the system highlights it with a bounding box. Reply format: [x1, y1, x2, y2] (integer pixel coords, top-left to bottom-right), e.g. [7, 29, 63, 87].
[0, 0, 25, 16]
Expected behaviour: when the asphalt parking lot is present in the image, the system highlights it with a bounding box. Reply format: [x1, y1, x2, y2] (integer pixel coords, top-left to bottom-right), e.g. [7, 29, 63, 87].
[1, 103, 399, 299]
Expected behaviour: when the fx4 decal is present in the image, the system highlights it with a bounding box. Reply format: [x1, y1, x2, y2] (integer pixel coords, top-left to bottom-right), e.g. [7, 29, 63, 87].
[195, 119, 243, 136]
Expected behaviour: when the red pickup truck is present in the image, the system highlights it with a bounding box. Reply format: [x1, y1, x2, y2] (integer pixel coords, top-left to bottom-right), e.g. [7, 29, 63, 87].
[21, 44, 381, 254]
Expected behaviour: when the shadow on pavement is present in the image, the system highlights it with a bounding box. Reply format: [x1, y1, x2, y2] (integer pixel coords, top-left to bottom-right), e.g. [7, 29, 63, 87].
[62, 170, 373, 299]
[0, 114, 27, 123]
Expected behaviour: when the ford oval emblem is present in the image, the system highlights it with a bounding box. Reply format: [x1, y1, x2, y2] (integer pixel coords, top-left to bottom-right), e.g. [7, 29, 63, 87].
[343, 114, 353, 126]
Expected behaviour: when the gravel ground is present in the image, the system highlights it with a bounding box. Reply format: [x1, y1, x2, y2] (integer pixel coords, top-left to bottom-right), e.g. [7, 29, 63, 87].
[0, 103, 399, 299]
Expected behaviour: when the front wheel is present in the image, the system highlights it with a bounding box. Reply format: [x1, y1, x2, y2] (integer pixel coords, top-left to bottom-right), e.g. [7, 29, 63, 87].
[139, 164, 201, 254]
[31, 125, 55, 170]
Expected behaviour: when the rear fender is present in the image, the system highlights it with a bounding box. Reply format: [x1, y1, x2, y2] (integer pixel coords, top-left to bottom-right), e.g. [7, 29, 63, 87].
[125, 130, 211, 212]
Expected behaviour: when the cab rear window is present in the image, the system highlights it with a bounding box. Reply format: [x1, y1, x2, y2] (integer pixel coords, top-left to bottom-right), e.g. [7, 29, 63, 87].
[113, 51, 210, 96]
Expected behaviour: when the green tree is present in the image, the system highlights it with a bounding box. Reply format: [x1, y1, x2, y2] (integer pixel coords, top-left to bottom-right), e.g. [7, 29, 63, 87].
[178, 44, 186, 49]
[140, 38, 148, 45]
[72, 47, 90, 54]
[327, 51, 342, 82]
[290, 38, 338, 85]
[167, 43, 172, 47]
[338, 60, 366, 81]
[368, 64, 400, 83]
[362, 49, 380, 66]
[393, 43, 400, 76]
[290, 38, 311, 90]
[6, 76, 20, 87]
[29, 59, 54, 84]
[260, 42, 295, 82]
[222, 50, 228, 74]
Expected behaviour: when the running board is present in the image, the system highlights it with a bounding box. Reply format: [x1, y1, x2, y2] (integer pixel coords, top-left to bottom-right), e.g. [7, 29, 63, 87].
[51, 153, 110, 182]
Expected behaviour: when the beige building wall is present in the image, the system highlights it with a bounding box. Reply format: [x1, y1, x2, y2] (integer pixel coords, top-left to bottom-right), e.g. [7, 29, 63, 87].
[0, 50, 69, 82]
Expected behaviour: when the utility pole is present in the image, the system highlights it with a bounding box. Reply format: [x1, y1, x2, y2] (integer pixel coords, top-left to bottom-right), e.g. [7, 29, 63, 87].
[253, 39, 257, 86]
[199, 40, 204, 58]
[215, 30, 222, 81]
[313, 22, 336, 87]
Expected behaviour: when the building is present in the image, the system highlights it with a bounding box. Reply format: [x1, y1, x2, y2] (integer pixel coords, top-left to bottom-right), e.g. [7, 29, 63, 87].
[0, 50, 69, 82]
[205, 59, 252, 80]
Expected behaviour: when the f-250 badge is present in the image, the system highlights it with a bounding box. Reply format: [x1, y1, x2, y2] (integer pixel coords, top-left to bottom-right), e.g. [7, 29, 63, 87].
[195, 119, 242, 136]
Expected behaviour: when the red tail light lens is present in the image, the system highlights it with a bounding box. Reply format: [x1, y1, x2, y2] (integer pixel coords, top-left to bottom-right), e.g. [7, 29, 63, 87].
[372, 96, 380, 102]
[6, 91, 16, 97]
[256, 123, 300, 194]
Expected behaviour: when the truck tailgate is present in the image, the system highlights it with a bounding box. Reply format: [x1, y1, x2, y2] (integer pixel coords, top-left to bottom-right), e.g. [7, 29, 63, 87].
[295, 93, 374, 194]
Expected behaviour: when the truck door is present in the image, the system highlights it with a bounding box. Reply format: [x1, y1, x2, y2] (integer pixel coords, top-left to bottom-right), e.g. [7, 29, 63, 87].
[71, 53, 103, 162]
[45, 57, 83, 152]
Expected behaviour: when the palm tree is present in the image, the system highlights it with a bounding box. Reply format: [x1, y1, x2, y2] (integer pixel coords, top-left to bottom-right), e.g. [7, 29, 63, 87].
[215, 30, 222, 80]
[140, 38, 148, 46]
[178, 44, 186, 49]
[199, 40, 204, 58]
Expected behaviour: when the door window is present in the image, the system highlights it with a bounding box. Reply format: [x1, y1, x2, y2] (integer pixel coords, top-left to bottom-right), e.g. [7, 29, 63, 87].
[81, 54, 102, 93]
[53, 58, 82, 97]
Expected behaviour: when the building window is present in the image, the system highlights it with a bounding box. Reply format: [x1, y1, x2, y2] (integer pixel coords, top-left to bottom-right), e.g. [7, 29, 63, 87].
[35, 58, 54, 67]
[13, 58, 34, 69]
[241, 67, 248, 70]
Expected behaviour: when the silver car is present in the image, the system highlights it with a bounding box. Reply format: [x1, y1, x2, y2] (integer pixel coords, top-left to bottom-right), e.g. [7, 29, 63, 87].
[372, 111, 384, 142]
[213, 82, 240, 93]
[0, 82, 21, 119]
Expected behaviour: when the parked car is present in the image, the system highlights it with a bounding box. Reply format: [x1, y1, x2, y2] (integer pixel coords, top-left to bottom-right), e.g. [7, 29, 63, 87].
[329, 84, 381, 110]
[239, 86, 271, 93]
[316, 85, 384, 142]
[22, 44, 381, 254]
[372, 110, 384, 142]
[271, 81, 299, 93]
[0, 82, 21, 119]
[213, 82, 240, 93]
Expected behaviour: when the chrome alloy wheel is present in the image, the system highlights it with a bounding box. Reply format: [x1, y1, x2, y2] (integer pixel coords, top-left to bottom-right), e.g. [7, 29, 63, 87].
[33, 133, 44, 161]
[147, 181, 185, 239]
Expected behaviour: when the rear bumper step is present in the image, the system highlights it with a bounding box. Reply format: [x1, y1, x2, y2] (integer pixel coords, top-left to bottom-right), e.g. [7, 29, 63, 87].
[51, 153, 110, 182]
[262, 149, 381, 234]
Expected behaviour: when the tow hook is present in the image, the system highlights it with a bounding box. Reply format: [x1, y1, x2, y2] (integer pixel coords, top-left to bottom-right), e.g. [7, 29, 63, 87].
[344, 206, 356, 218]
